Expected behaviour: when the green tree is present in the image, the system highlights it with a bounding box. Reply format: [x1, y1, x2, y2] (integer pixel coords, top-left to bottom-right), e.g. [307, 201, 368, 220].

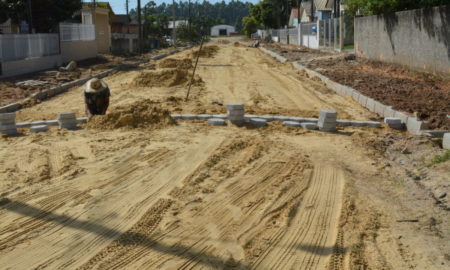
[146, 14, 170, 37]
[175, 22, 202, 43]
[346, 0, 449, 16]
[0, 0, 82, 33]
[250, 0, 295, 29]
[242, 16, 258, 37]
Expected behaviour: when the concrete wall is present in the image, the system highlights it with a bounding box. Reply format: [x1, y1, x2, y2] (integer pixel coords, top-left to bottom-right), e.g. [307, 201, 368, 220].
[355, 5, 450, 74]
[60, 40, 98, 63]
[0, 55, 62, 79]
[95, 12, 112, 53]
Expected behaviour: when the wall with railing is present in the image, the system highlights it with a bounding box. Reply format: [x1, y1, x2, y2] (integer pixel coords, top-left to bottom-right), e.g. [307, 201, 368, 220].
[60, 23, 95, 42]
[253, 17, 349, 51]
[0, 34, 60, 62]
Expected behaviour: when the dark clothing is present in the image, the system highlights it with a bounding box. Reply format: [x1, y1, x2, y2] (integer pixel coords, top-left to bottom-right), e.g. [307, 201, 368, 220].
[84, 88, 110, 117]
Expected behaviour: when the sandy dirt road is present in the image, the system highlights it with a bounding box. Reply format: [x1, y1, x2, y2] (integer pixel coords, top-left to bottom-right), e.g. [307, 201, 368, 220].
[0, 40, 448, 270]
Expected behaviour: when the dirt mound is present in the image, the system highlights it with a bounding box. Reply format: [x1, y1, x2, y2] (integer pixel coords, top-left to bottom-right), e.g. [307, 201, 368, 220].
[217, 39, 230, 44]
[233, 42, 240, 47]
[191, 45, 219, 58]
[158, 58, 193, 69]
[132, 68, 189, 87]
[86, 99, 176, 130]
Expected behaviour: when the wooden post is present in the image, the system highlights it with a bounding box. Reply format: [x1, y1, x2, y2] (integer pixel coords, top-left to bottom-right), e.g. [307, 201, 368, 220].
[185, 37, 204, 101]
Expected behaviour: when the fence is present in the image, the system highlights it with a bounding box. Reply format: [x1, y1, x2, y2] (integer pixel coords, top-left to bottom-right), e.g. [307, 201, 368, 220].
[60, 23, 95, 42]
[319, 18, 341, 50]
[253, 16, 351, 51]
[0, 34, 60, 62]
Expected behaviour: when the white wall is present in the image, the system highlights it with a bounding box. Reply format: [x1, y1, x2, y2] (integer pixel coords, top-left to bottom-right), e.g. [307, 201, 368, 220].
[60, 40, 98, 63]
[0, 55, 62, 79]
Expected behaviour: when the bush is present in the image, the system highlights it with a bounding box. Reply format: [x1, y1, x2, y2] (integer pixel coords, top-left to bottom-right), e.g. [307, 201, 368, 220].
[175, 23, 202, 43]
[242, 16, 259, 37]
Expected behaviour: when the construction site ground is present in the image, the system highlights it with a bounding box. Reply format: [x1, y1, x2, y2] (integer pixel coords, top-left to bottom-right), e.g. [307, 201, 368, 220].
[264, 42, 450, 130]
[0, 48, 176, 107]
[0, 38, 449, 270]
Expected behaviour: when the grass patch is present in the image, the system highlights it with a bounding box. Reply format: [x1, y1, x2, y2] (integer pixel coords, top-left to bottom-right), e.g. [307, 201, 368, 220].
[427, 150, 450, 167]
[343, 45, 354, 50]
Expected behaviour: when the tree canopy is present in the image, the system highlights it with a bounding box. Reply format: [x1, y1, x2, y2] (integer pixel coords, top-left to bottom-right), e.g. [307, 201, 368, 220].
[0, 0, 82, 33]
[130, 0, 252, 31]
[346, 0, 449, 16]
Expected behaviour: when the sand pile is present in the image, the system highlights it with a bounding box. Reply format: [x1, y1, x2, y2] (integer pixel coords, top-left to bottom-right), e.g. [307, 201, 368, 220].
[87, 99, 176, 130]
[158, 58, 193, 69]
[191, 45, 219, 58]
[132, 68, 189, 87]
[217, 39, 230, 44]
[233, 42, 240, 47]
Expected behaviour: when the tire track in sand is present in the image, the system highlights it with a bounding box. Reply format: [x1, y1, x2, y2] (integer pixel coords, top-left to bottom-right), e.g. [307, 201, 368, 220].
[251, 165, 344, 270]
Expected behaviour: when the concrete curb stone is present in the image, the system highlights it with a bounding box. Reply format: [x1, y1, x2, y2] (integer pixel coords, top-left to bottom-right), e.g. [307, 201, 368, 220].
[443, 133, 450, 149]
[283, 121, 302, 127]
[208, 118, 227, 126]
[30, 125, 49, 133]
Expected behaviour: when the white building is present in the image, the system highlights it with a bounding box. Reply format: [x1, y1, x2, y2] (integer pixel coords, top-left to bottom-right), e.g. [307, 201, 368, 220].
[210, 25, 235, 36]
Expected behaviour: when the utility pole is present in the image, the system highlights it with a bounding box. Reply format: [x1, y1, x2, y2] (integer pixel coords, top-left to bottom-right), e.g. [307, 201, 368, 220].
[172, 0, 176, 47]
[27, 0, 33, 33]
[297, 0, 301, 26]
[188, 0, 191, 28]
[126, 0, 130, 34]
[138, 0, 142, 53]
[310, 0, 315, 22]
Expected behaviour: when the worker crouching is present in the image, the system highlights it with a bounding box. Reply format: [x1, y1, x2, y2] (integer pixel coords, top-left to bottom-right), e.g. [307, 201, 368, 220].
[84, 78, 110, 118]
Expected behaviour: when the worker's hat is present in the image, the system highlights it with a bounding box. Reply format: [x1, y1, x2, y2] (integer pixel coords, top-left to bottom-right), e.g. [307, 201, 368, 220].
[85, 78, 108, 93]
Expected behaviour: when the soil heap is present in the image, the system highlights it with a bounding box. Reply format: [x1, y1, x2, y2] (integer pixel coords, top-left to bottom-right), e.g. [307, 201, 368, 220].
[87, 99, 176, 130]
[158, 58, 193, 69]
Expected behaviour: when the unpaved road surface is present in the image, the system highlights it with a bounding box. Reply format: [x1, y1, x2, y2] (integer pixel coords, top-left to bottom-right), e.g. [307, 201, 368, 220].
[1, 40, 449, 270]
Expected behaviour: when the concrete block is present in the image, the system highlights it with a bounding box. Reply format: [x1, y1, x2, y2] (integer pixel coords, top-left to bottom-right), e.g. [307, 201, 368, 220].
[422, 130, 449, 138]
[45, 120, 59, 126]
[352, 91, 360, 102]
[0, 112, 16, 120]
[208, 118, 226, 126]
[443, 133, 450, 150]
[273, 116, 291, 122]
[283, 121, 302, 127]
[31, 121, 47, 126]
[181, 114, 197, 120]
[212, 114, 227, 119]
[250, 118, 267, 127]
[374, 101, 386, 116]
[318, 110, 337, 123]
[0, 123, 17, 131]
[57, 113, 76, 120]
[260, 115, 275, 122]
[406, 117, 428, 135]
[197, 114, 212, 120]
[30, 125, 49, 133]
[229, 119, 245, 126]
[301, 122, 318, 130]
[16, 122, 32, 128]
[384, 117, 402, 125]
[383, 106, 395, 118]
[31, 91, 47, 100]
[6, 103, 21, 112]
[365, 98, 376, 112]
[358, 94, 368, 107]
[226, 104, 244, 111]
[393, 111, 409, 124]
[228, 110, 245, 116]
[344, 86, 354, 97]
[0, 128, 18, 135]
[336, 120, 353, 126]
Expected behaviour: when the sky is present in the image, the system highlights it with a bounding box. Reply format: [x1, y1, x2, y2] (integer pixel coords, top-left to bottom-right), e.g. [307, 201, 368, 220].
[107, 0, 259, 14]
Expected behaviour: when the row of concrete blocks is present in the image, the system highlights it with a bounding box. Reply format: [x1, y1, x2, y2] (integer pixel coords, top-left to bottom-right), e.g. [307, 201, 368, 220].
[259, 47, 288, 63]
[0, 112, 87, 135]
[171, 113, 382, 128]
[290, 61, 450, 136]
[257, 46, 446, 137]
[0, 48, 189, 114]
